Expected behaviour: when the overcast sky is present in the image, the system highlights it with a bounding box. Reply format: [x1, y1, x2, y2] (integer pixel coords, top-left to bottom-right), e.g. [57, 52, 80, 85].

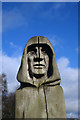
[1, 2, 78, 118]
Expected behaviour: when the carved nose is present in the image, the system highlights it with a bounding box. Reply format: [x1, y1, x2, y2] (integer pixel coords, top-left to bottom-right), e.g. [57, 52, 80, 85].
[34, 58, 43, 62]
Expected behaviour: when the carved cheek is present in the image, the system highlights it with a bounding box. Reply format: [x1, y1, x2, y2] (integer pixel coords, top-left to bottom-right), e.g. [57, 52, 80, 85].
[30, 58, 34, 67]
[28, 54, 34, 62]
[45, 55, 49, 65]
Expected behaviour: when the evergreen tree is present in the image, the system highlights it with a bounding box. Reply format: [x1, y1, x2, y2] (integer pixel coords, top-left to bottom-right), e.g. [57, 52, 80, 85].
[2, 73, 9, 118]
[1, 73, 15, 118]
[0, 74, 2, 119]
[2, 73, 8, 96]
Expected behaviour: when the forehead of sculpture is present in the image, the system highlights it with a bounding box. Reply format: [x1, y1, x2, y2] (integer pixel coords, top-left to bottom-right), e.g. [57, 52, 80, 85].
[27, 36, 51, 46]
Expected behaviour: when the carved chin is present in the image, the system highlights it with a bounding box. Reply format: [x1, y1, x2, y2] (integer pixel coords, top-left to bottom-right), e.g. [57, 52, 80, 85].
[32, 67, 47, 75]
[33, 73, 45, 79]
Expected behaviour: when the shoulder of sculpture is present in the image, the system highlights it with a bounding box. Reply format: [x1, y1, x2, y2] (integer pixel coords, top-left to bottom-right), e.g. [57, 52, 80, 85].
[56, 85, 64, 92]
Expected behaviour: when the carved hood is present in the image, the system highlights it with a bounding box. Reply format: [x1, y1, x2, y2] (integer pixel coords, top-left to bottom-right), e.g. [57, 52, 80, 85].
[17, 36, 61, 87]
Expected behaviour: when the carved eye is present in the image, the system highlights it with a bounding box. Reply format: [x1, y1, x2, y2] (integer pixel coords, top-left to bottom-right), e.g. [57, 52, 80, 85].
[30, 51, 35, 55]
[43, 51, 47, 53]
[42, 49, 47, 54]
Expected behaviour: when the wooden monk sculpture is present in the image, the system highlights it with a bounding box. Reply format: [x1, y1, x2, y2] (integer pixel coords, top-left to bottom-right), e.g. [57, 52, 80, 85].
[15, 36, 66, 118]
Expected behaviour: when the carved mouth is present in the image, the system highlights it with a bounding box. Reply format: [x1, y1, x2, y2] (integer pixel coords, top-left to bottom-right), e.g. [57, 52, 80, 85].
[33, 64, 45, 66]
[33, 64, 45, 69]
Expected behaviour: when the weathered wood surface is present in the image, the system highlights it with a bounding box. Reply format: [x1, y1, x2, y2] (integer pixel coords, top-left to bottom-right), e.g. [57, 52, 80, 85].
[15, 85, 66, 118]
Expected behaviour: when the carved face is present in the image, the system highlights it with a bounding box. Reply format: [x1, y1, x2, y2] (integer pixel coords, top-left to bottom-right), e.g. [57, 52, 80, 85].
[17, 36, 61, 86]
[27, 44, 49, 77]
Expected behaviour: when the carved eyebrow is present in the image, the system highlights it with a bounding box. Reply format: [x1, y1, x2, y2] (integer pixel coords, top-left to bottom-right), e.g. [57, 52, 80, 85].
[27, 45, 37, 53]
[27, 44, 53, 55]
